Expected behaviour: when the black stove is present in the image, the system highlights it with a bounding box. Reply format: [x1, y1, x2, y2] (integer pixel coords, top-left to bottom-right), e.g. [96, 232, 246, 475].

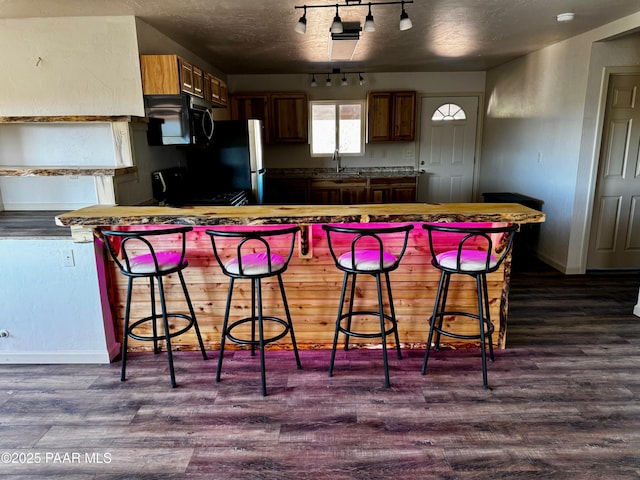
[152, 167, 249, 206]
[180, 191, 249, 206]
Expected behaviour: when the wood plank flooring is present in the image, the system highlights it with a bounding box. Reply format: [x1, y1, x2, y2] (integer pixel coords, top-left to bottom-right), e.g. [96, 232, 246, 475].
[0, 260, 639, 479]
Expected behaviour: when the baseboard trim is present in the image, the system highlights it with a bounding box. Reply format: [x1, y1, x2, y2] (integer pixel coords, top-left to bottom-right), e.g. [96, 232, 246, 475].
[0, 350, 112, 364]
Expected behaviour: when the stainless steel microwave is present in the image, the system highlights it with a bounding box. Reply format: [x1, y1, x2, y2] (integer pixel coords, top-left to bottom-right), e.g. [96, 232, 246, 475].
[144, 94, 214, 146]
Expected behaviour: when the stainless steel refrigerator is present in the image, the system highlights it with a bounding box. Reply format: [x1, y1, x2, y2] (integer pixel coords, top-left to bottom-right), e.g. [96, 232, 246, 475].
[187, 119, 265, 204]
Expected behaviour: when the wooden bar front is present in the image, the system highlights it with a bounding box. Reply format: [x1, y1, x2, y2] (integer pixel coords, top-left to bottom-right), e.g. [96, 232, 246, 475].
[56, 203, 545, 353]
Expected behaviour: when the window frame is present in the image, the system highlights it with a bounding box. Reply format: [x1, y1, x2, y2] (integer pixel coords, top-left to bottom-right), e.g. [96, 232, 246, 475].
[309, 99, 366, 158]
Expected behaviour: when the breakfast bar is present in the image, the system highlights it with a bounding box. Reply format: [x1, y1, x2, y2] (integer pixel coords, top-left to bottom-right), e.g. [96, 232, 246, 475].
[55, 203, 545, 357]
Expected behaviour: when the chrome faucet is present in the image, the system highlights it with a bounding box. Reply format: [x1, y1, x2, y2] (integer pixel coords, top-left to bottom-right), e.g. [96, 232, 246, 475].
[332, 149, 342, 173]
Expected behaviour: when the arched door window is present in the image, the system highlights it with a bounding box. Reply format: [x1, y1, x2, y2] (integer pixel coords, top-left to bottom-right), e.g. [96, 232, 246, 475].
[431, 103, 466, 121]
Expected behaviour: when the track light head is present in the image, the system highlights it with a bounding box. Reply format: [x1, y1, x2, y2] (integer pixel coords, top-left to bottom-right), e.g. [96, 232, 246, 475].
[399, 2, 412, 31]
[311, 74, 317, 87]
[295, 7, 307, 34]
[364, 4, 375, 32]
[331, 6, 343, 34]
[341, 74, 348, 86]
[326, 74, 332, 87]
[359, 73, 365, 86]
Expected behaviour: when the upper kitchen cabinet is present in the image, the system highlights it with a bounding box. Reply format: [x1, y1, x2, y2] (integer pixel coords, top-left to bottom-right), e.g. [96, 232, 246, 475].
[205, 73, 228, 108]
[367, 91, 416, 142]
[270, 93, 308, 144]
[140, 55, 227, 106]
[230, 92, 308, 144]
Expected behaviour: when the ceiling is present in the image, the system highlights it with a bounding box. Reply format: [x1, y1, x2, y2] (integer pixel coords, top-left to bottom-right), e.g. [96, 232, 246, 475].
[2, 0, 639, 74]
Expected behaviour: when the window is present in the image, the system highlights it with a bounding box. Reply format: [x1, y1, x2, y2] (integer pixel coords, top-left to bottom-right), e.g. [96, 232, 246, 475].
[431, 103, 466, 121]
[310, 100, 365, 156]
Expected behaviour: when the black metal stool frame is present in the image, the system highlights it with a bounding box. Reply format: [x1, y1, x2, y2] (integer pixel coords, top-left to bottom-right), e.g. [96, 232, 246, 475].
[101, 226, 208, 388]
[421, 223, 518, 389]
[323, 224, 413, 388]
[206, 226, 302, 396]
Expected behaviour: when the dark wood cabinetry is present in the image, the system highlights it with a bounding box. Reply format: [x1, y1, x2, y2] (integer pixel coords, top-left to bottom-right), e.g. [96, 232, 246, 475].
[370, 177, 417, 203]
[230, 93, 308, 144]
[140, 54, 227, 107]
[265, 176, 416, 205]
[367, 91, 417, 142]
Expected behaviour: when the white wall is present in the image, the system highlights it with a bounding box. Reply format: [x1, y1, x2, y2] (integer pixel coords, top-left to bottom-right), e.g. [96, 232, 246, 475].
[229, 72, 485, 170]
[0, 16, 144, 117]
[570, 31, 640, 272]
[481, 12, 640, 273]
[0, 239, 118, 363]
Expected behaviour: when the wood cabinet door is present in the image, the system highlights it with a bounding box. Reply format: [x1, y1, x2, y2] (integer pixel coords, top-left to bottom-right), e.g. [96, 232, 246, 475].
[392, 92, 416, 141]
[367, 92, 393, 142]
[178, 58, 194, 94]
[219, 82, 228, 106]
[270, 94, 308, 143]
[370, 177, 417, 203]
[341, 185, 368, 204]
[192, 66, 204, 98]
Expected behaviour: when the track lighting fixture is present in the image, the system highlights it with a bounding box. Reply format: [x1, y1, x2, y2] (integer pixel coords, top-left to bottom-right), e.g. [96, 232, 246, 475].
[294, 1, 413, 34]
[309, 72, 366, 87]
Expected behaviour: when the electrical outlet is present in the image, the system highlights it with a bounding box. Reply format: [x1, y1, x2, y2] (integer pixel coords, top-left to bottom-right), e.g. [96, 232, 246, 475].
[61, 249, 75, 267]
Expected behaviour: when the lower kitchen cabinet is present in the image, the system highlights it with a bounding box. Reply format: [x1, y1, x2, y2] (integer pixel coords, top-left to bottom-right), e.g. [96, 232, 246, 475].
[370, 177, 417, 203]
[265, 176, 416, 205]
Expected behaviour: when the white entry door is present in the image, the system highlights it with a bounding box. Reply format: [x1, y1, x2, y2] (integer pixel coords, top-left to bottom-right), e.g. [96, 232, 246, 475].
[587, 73, 640, 269]
[417, 96, 479, 203]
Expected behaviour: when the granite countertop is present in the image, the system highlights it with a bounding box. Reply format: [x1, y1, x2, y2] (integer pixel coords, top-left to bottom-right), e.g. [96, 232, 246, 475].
[267, 167, 419, 179]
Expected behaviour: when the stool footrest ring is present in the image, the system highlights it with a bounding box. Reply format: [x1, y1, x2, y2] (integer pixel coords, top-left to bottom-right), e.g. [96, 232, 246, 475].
[226, 316, 291, 346]
[430, 311, 494, 341]
[338, 311, 398, 339]
[128, 313, 196, 342]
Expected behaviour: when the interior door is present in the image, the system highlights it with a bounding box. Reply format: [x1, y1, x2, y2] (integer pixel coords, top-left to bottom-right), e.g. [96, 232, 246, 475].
[417, 96, 478, 203]
[587, 73, 640, 269]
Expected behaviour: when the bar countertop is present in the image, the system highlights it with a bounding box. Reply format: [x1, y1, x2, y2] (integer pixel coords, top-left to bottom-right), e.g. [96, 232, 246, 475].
[55, 203, 545, 228]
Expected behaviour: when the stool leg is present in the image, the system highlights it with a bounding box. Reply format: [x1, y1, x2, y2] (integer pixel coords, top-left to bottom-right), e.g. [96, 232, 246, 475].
[177, 270, 207, 360]
[384, 272, 402, 360]
[121, 278, 134, 382]
[250, 278, 257, 357]
[376, 273, 391, 388]
[481, 273, 495, 362]
[256, 279, 268, 396]
[157, 276, 177, 388]
[434, 272, 451, 351]
[278, 274, 302, 369]
[476, 275, 489, 389]
[149, 277, 159, 354]
[422, 270, 446, 376]
[344, 273, 357, 351]
[329, 272, 350, 378]
[216, 278, 234, 383]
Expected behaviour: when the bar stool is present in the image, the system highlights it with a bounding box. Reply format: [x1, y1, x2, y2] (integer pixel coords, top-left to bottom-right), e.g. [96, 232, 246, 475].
[322, 224, 414, 388]
[101, 226, 208, 388]
[205, 226, 302, 396]
[420, 223, 519, 389]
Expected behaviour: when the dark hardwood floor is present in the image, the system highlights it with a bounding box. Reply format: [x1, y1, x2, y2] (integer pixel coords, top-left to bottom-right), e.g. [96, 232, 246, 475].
[1, 260, 639, 479]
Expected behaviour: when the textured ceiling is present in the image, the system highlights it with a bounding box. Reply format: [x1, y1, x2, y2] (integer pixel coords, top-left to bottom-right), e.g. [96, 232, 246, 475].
[2, 0, 639, 74]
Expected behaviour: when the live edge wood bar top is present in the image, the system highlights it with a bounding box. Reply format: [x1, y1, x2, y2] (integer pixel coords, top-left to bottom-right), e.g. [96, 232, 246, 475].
[55, 202, 545, 228]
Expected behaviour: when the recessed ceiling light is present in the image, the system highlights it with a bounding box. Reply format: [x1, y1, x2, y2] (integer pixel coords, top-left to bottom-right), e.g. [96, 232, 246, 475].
[556, 12, 575, 23]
